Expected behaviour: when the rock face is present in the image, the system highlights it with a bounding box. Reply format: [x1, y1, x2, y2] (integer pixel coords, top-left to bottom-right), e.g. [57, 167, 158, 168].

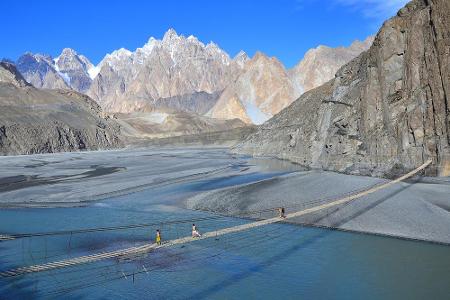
[208, 52, 301, 124]
[235, 0, 450, 177]
[16, 49, 94, 93]
[87, 29, 246, 113]
[290, 36, 374, 93]
[0, 62, 122, 155]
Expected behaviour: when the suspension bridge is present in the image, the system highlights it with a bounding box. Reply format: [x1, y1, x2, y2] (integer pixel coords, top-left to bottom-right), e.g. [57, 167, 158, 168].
[0, 160, 432, 278]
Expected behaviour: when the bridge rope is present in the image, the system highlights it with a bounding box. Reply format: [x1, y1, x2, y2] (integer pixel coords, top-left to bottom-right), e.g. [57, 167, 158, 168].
[37, 224, 297, 297]
[0, 160, 431, 278]
[0, 208, 276, 241]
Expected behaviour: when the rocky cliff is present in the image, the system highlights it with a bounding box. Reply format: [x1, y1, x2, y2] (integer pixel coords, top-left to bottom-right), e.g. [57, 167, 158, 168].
[0, 62, 122, 155]
[235, 0, 450, 177]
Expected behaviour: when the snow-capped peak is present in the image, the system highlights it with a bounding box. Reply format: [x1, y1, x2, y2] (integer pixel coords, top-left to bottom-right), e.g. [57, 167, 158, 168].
[234, 50, 249, 59]
[233, 50, 250, 68]
[162, 28, 181, 43]
[94, 47, 133, 74]
[140, 37, 160, 55]
[109, 48, 132, 59]
[103, 48, 132, 64]
[60, 48, 78, 57]
[205, 42, 231, 66]
[206, 42, 219, 50]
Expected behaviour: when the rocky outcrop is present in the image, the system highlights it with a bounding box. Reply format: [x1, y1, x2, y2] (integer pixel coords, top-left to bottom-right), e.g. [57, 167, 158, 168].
[290, 36, 374, 93]
[235, 0, 450, 177]
[208, 52, 301, 124]
[0, 62, 122, 155]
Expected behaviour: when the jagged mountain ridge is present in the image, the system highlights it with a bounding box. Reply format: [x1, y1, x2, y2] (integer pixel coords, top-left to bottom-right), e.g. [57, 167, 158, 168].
[87, 29, 248, 113]
[13, 29, 372, 124]
[235, 0, 450, 177]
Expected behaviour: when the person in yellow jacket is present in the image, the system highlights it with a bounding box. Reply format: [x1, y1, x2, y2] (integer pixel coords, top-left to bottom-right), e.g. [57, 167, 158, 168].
[155, 229, 161, 245]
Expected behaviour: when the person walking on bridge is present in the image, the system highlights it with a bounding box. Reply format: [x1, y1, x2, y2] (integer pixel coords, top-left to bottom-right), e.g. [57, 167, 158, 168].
[155, 229, 162, 245]
[278, 207, 286, 218]
[192, 223, 201, 238]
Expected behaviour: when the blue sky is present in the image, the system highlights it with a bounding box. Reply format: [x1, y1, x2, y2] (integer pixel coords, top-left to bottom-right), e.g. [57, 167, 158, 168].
[1, 0, 409, 68]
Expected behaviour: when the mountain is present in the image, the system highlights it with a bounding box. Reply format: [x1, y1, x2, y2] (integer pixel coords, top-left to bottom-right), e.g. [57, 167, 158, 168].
[235, 0, 450, 177]
[13, 29, 371, 125]
[290, 36, 374, 93]
[208, 52, 301, 124]
[16, 53, 70, 90]
[208, 39, 372, 124]
[53, 48, 94, 92]
[87, 29, 246, 113]
[0, 62, 122, 155]
[16, 48, 94, 93]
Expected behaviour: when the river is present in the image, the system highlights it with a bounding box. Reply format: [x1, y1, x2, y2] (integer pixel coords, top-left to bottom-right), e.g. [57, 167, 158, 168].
[0, 148, 449, 299]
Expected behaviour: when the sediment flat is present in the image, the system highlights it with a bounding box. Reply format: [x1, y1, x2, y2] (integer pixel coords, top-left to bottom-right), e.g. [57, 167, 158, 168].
[0, 147, 296, 206]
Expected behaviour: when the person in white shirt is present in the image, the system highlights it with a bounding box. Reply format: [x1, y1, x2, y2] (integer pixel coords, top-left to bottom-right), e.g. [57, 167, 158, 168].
[192, 223, 201, 237]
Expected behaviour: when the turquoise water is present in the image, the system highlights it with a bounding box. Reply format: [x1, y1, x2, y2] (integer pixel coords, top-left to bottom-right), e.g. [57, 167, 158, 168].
[0, 159, 449, 299]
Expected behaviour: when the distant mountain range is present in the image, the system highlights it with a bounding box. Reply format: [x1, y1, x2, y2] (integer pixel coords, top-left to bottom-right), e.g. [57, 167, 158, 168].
[14, 29, 373, 124]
